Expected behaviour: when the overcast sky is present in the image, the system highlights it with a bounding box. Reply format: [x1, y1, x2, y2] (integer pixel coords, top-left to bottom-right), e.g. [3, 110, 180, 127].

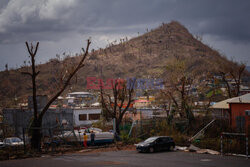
[0, 0, 249, 70]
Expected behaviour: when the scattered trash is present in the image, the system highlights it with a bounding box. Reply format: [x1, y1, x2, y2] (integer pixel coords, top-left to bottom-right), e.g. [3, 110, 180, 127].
[176, 145, 220, 155]
[175, 146, 188, 151]
[197, 149, 219, 155]
[206, 149, 219, 155]
[188, 144, 200, 152]
[196, 149, 207, 154]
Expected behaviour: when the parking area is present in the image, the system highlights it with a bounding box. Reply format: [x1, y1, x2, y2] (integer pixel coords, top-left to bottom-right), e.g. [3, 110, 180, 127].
[0, 150, 249, 167]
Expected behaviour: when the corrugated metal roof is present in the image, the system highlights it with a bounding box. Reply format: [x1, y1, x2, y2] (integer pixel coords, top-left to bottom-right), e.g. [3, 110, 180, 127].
[210, 99, 231, 109]
[228, 93, 250, 103]
[210, 93, 250, 109]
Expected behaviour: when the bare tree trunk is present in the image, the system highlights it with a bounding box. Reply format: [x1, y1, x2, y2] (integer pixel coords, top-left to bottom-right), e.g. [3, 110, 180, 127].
[100, 78, 135, 135]
[22, 42, 41, 150]
[22, 40, 91, 151]
[115, 119, 121, 135]
[30, 119, 42, 151]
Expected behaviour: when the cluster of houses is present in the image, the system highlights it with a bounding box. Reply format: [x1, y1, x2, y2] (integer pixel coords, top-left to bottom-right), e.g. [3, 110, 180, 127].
[1, 92, 162, 137]
[1, 82, 250, 137]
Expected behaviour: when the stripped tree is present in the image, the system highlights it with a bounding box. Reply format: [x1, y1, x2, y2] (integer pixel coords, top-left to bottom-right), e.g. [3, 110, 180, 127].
[22, 39, 91, 150]
[219, 62, 246, 98]
[100, 78, 136, 135]
[163, 57, 195, 121]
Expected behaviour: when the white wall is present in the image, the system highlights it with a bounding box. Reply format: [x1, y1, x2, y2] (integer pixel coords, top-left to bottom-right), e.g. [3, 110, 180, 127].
[73, 108, 101, 126]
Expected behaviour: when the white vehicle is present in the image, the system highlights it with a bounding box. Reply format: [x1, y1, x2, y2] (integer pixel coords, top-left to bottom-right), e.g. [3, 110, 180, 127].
[57, 128, 114, 144]
[3, 137, 24, 147]
[0, 141, 4, 148]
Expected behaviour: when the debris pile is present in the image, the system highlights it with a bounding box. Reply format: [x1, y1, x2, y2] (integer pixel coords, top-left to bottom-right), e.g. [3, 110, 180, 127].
[175, 145, 220, 155]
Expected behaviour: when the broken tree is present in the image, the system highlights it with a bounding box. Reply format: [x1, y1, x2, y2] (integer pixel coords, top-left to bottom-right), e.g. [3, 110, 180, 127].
[22, 39, 91, 150]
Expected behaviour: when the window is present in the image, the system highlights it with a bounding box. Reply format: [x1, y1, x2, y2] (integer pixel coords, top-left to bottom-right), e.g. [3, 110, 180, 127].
[89, 113, 100, 120]
[79, 114, 87, 121]
[162, 137, 170, 142]
[11, 138, 21, 142]
[145, 137, 157, 143]
[157, 138, 164, 143]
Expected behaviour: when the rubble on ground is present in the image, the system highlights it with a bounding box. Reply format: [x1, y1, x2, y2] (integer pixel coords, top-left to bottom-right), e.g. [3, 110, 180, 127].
[175, 144, 219, 155]
[196, 149, 220, 155]
[175, 146, 188, 151]
[188, 144, 200, 152]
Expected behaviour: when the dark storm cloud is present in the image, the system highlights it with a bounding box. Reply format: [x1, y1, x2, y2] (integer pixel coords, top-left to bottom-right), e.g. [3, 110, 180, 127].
[76, 0, 250, 43]
[0, 0, 249, 69]
[176, 0, 250, 42]
[0, 0, 250, 43]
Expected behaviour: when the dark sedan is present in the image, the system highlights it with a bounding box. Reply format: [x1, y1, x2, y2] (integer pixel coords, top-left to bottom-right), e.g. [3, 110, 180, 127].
[135, 136, 175, 153]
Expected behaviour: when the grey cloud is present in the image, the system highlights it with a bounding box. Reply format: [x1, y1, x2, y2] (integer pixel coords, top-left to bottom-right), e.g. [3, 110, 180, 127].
[0, 0, 250, 70]
[1, 0, 250, 43]
[173, 0, 250, 42]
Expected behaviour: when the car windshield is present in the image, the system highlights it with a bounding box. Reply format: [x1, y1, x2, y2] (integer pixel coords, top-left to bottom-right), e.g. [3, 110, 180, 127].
[10, 138, 21, 142]
[144, 137, 157, 143]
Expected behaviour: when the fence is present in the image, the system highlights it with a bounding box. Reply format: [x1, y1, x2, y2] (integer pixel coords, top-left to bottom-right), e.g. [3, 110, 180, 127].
[1, 116, 249, 159]
[221, 132, 249, 158]
[0, 125, 115, 158]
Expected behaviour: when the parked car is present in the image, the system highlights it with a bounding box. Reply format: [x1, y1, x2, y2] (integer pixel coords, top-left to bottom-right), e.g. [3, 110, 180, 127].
[135, 136, 175, 153]
[3, 137, 24, 147]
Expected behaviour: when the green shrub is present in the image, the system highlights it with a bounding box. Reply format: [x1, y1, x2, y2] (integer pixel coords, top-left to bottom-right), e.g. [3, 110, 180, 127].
[120, 131, 142, 144]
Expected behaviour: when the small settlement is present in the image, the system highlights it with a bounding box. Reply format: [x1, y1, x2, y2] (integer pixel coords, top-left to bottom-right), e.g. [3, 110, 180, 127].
[1, 76, 250, 139]
[2, 91, 163, 137]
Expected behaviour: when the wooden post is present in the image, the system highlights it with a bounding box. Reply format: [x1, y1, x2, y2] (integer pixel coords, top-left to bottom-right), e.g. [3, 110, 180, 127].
[245, 110, 249, 159]
[220, 134, 223, 156]
[246, 136, 248, 159]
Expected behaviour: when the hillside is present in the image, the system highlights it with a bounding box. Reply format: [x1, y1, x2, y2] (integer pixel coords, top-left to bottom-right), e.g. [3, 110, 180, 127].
[0, 21, 234, 107]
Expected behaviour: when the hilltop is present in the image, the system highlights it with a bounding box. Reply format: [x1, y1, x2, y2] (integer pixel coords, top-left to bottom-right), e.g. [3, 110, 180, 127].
[0, 21, 235, 107]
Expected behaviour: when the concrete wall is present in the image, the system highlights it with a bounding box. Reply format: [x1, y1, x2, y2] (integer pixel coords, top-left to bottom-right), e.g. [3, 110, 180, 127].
[3, 108, 74, 137]
[3, 107, 103, 136]
[3, 109, 33, 137]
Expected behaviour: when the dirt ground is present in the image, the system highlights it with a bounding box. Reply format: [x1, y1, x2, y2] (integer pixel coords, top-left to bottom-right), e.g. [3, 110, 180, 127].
[71, 144, 136, 154]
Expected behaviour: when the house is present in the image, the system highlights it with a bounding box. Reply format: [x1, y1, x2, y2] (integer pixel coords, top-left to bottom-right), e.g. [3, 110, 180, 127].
[73, 108, 101, 127]
[134, 99, 151, 109]
[133, 96, 155, 109]
[227, 93, 250, 132]
[66, 92, 96, 106]
[210, 98, 231, 119]
[124, 108, 164, 121]
[239, 85, 250, 95]
[138, 96, 155, 101]
[210, 93, 250, 132]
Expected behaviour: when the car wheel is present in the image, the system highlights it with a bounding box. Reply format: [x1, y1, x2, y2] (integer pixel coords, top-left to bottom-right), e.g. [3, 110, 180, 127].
[149, 147, 154, 153]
